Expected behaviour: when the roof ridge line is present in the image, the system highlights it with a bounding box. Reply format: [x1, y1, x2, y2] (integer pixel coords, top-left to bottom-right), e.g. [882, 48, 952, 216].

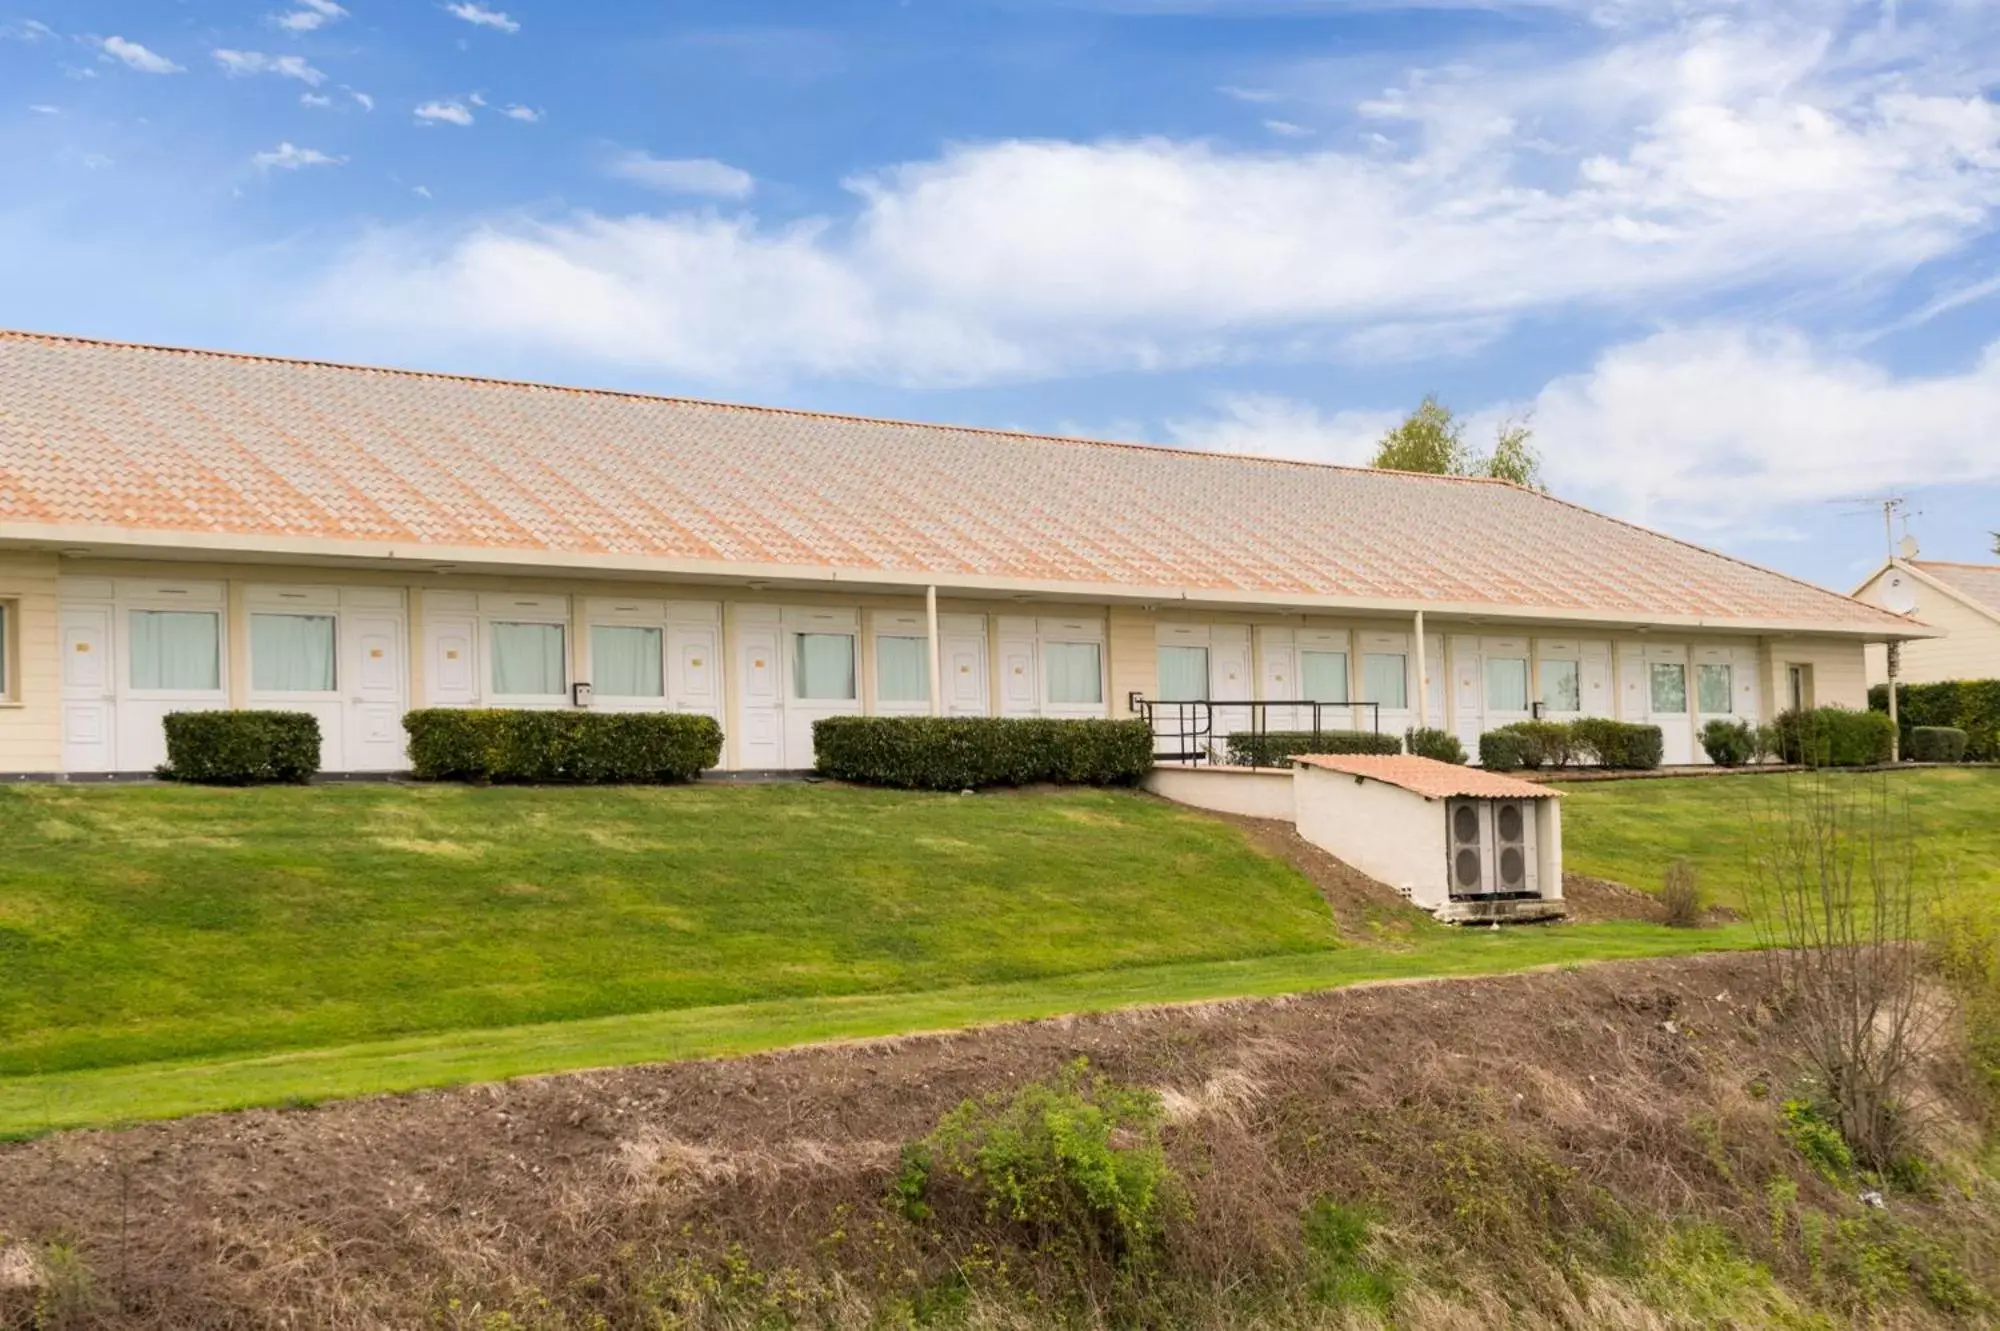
[0, 326, 1525, 488]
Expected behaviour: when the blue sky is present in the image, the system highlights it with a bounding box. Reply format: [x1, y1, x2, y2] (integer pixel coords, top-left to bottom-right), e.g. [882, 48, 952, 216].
[4, 0, 1999, 591]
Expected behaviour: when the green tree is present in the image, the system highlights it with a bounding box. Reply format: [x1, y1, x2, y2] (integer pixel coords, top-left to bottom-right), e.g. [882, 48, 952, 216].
[1369, 396, 1545, 490]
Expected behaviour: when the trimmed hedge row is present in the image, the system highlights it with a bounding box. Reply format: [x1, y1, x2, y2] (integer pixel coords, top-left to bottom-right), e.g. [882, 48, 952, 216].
[1404, 727, 1467, 765]
[812, 716, 1154, 790]
[1225, 728, 1401, 768]
[1770, 707, 1896, 768]
[160, 710, 321, 785]
[1478, 718, 1664, 771]
[1869, 679, 2000, 761]
[403, 709, 722, 783]
[1910, 725, 1970, 763]
[1699, 718, 1757, 767]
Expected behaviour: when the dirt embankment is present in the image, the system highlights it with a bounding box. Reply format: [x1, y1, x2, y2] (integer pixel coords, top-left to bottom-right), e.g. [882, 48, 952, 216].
[2, 953, 1995, 1329]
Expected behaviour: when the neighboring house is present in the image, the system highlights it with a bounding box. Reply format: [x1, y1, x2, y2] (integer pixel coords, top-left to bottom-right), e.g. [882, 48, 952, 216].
[0, 331, 1931, 775]
[1856, 559, 2000, 686]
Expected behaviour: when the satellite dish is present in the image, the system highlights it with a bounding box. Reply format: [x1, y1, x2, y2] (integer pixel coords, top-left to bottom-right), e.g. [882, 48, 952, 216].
[1880, 571, 1918, 615]
[1898, 534, 1920, 559]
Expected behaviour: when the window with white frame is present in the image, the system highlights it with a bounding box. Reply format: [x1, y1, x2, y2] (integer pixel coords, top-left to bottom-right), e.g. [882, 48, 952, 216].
[1044, 640, 1103, 706]
[1300, 650, 1349, 702]
[1696, 663, 1732, 715]
[1484, 656, 1530, 713]
[591, 624, 664, 698]
[1156, 645, 1208, 701]
[250, 613, 337, 693]
[1360, 652, 1407, 709]
[793, 632, 857, 701]
[875, 635, 930, 704]
[129, 609, 221, 691]
[1539, 659, 1581, 714]
[1650, 661, 1688, 714]
[491, 621, 566, 697]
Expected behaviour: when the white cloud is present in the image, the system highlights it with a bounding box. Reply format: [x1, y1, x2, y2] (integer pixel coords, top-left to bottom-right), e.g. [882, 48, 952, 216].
[1218, 85, 1279, 103]
[1166, 393, 1396, 465]
[501, 104, 541, 122]
[28, 103, 58, 115]
[444, 2, 519, 33]
[468, 91, 487, 107]
[1263, 119, 1311, 137]
[301, 92, 332, 107]
[413, 184, 433, 198]
[274, 0, 347, 32]
[96, 36, 183, 74]
[1, 18, 53, 41]
[320, 12, 2000, 386]
[603, 150, 755, 198]
[349, 89, 374, 111]
[214, 50, 327, 86]
[253, 141, 342, 170]
[414, 99, 474, 126]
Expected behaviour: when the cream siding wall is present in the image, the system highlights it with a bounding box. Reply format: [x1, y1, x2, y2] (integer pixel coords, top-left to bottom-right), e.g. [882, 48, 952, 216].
[0, 552, 62, 772]
[1761, 636, 1870, 711]
[1855, 569, 2000, 685]
[1106, 604, 1156, 717]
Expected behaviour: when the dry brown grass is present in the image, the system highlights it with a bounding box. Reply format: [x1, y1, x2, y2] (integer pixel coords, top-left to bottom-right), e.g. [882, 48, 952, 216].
[1, 953, 1997, 1328]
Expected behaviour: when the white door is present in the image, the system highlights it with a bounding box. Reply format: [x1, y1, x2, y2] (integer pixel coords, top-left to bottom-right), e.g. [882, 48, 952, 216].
[735, 617, 785, 769]
[1450, 634, 1483, 754]
[1257, 629, 1299, 733]
[1210, 627, 1252, 758]
[941, 615, 989, 716]
[60, 606, 116, 772]
[345, 612, 407, 771]
[669, 622, 721, 724]
[1634, 644, 1694, 765]
[424, 616, 480, 707]
[1423, 632, 1446, 732]
[998, 620, 1039, 717]
[1579, 642, 1614, 718]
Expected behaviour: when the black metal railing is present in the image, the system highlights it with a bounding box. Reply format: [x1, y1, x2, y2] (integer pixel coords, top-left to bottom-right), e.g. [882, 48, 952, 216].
[1128, 694, 1384, 767]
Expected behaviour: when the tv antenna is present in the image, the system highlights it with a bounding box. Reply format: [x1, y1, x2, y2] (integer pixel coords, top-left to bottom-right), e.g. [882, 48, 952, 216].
[1833, 494, 1916, 562]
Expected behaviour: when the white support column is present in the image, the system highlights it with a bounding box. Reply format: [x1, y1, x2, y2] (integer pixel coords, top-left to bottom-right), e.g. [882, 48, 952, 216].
[926, 585, 942, 718]
[1413, 610, 1428, 729]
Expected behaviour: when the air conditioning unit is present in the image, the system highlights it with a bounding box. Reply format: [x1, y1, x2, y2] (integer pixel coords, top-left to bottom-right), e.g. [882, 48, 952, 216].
[1445, 798, 1539, 898]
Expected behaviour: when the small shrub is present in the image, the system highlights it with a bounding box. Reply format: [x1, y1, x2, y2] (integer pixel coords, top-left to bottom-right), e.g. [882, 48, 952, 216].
[1301, 1198, 1402, 1313]
[1700, 718, 1756, 767]
[1770, 707, 1896, 768]
[1661, 859, 1704, 928]
[1569, 717, 1666, 770]
[1404, 726, 1467, 764]
[1478, 729, 1527, 770]
[403, 709, 722, 783]
[1907, 726, 1968, 763]
[1752, 723, 1783, 764]
[159, 710, 320, 785]
[1781, 1099, 1854, 1183]
[1491, 720, 1575, 769]
[1226, 728, 1400, 768]
[910, 1059, 1175, 1268]
[813, 716, 1152, 789]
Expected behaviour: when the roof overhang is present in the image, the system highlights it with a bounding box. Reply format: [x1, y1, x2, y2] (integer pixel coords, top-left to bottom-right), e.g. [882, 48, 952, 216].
[0, 521, 1938, 641]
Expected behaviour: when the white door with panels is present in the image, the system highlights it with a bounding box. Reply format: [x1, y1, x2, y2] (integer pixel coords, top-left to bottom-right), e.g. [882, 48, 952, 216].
[997, 617, 1039, 718]
[667, 610, 722, 725]
[1256, 628, 1297, 732]
[1450, 634, 1483, 754]
[1423, 632, 1446, 732]
[940, 614, 989, 716]
[422, 590, 481, 708]
[1209, 626, 1252, 757]
[59, 604, 116, 772]
[734, 607, 786, 769]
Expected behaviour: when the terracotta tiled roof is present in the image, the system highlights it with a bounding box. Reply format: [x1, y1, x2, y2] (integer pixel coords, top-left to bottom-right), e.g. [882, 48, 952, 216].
[0, 330, 1908, 632]
[1914, 561, 2000, 620]
[1293, 754, 1561, 800]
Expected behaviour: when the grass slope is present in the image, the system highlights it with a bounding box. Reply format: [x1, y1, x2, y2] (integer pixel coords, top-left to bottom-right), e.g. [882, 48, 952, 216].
[1561, 766, 2000, 912]
[0, 783, 1337, 1077]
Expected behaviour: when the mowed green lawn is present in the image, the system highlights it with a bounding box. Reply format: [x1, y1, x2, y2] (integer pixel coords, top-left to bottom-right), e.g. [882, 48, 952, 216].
[0, 780, 1751, 1134]
[1561, 766, 2000, 913]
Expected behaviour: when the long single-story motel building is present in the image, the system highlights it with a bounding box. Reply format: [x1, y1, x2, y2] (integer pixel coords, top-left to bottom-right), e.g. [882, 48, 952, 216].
[0, 331, 1932, 777]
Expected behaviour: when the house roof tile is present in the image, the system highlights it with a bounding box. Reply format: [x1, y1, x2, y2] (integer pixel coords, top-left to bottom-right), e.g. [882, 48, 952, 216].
[1912, 561, 2000, 619]
[0, 330, 1909, 632]
[1293, 754, 1561, 800]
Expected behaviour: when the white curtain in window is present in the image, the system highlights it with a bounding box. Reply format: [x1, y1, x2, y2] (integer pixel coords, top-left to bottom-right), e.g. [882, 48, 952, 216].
[251, 613, 336, 692]
[1156, 645, 1209, 701]
[794, 633, 856, 700]
[1360, 652, 1407, 709]
[130, 610, 221, 691]
[1045, 641, 1103, 705]
[1485, 657, 1530, 712]
[1300, 651, 1349, 703]
[1650, 662, 1688, 714]
[1697, 663, 1732, 714]
[1540, 659, 1581, 713]
[492, 622, 566, 696]
[592, 625, 663, 697]
[876, 636, 930, 703]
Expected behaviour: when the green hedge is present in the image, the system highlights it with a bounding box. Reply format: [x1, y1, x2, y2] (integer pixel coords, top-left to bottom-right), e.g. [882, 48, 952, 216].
[1477, 729, 1527, 771]
[1567, 718, 1666, 771]
[1699, 718, 1756, 767]
[812, 716, 1154, 790]
[1869, 680, 2000, 761]
[1770, 707, 1896, 768]
[1404, 727, 1467, 764]
[403, 709, 722, 783]
[1225, 728, 1401, 768]
[160, 710, 321, 785]
[1909, 725, 1970, 763]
